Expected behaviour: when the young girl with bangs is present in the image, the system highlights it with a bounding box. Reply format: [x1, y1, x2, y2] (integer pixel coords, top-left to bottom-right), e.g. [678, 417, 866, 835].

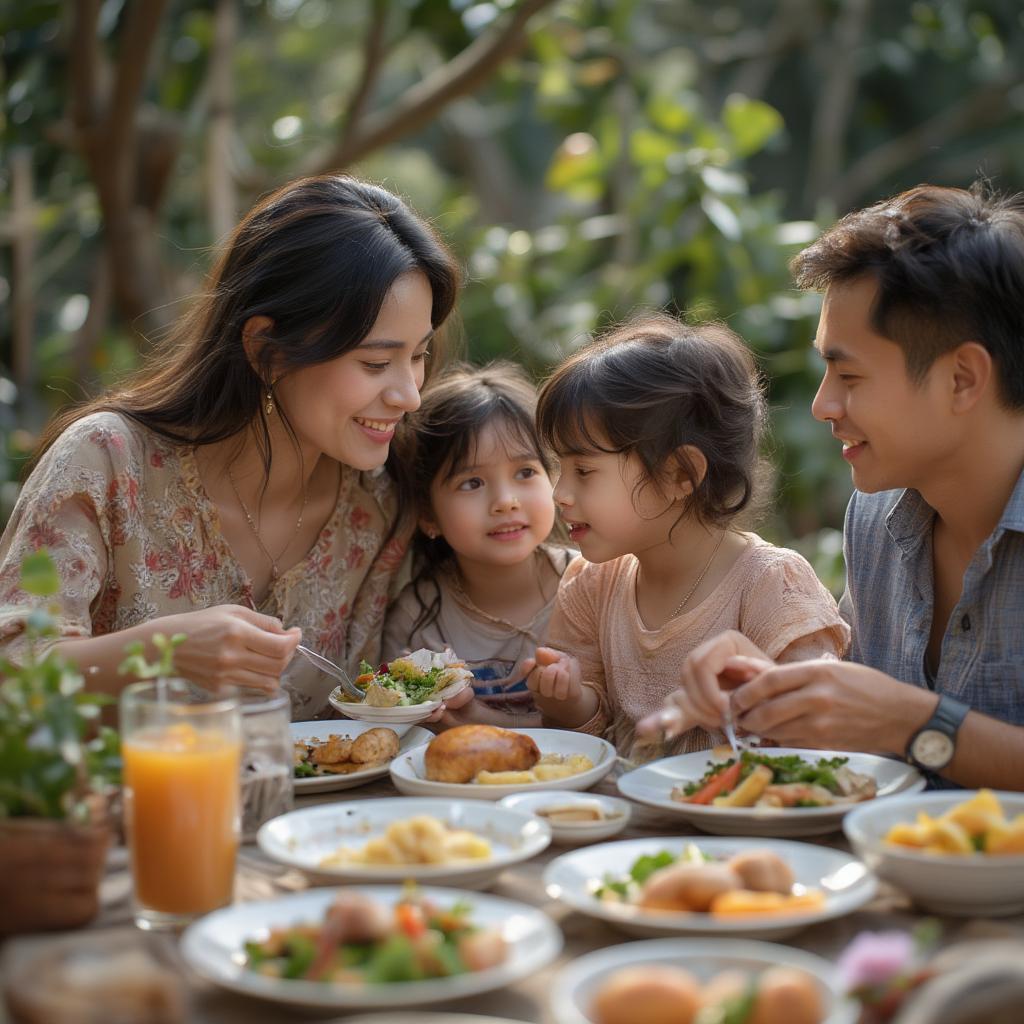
[523, 313, 849, 760]
[384, 362, 575, 728]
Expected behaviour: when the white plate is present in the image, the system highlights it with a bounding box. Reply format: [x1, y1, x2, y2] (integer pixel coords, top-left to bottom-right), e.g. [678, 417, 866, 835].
[337, 1016, 527, 1024]
[328, 677, 471, 725]
[258, 798, 551, 889]
[844, 790, 1024, 916]
[389, 728, 616, 801]
[543, 835, 876, 940]
[180, 885, 562, 1009]
[292, 722, 432, 794]
[617, 747, 925, 837]
[498, 790, 631, 845]
[551, 937, 857, 1024]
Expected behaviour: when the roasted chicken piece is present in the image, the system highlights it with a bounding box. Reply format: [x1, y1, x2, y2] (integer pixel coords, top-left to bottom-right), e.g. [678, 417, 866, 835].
[350, 726, 400, 764]
[311, 735, 354, 765]
[424, 724, 540, 783]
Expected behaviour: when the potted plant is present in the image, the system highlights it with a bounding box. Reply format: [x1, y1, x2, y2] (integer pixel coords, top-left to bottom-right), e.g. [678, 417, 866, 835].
[0, 549, 121, 934]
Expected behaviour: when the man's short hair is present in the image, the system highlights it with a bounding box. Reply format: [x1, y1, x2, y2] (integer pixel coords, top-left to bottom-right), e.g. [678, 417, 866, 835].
[791, 182, 1024, 409]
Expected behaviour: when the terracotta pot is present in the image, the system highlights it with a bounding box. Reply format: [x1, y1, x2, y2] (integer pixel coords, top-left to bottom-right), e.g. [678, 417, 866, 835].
[0, 814, 111, 935]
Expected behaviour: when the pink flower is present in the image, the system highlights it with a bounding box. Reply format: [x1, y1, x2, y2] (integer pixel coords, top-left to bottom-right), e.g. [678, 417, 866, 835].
[838, 930, 916, 991]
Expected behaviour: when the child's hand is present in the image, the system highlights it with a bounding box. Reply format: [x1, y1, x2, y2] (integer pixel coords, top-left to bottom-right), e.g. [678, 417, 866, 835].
[523, 646, 582, 703]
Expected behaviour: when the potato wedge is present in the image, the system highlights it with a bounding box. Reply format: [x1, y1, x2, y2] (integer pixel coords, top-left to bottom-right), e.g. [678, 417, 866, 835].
[712, 764, 773, 808]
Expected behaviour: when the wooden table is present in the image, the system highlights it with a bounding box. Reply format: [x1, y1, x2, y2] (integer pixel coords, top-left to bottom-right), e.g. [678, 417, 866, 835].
[4, 771, 1024, 1023]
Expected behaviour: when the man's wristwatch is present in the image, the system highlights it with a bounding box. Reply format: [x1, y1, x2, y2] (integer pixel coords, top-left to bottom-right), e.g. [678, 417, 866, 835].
[905, 694, 971, 771]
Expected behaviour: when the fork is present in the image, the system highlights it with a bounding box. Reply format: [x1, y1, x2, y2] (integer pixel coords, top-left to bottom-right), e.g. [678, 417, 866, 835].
[722, 705, 748, 757]
[294, 644, 366, 702]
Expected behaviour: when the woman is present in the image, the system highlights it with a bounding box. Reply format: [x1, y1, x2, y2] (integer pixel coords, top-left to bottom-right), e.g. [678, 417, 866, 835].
[0, 175, 461, 717]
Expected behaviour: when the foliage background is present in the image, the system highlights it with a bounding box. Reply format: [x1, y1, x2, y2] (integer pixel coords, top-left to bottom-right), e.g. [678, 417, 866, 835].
[3, 0, 1024, 591]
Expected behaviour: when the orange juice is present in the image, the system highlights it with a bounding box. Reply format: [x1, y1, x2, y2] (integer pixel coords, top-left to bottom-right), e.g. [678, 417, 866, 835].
[123, 723, 241, 915]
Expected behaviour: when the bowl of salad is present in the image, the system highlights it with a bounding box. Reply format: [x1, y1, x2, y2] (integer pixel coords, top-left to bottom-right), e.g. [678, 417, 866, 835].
[328, 649, 474, 725]
[617, 748, 925, 837]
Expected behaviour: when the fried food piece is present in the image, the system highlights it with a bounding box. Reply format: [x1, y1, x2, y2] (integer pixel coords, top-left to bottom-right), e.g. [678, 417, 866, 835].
[351, 727, 400, 764]
[365, 682, 402, 708]
[710, 889, 825, 916]
[311, 735, 353, 765]
[424, 724, 540, 783]
[475, 770, 537, 785]
[591, 965, 702, 1024]
[747, 966, 825, 1024]
[727, 849, 795, 894]
[637, 862, 742, 913]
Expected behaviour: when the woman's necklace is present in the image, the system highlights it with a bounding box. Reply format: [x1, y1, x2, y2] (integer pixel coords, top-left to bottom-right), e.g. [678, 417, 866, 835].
[227, 465, 309, 581]
[639, 529, 727, 623]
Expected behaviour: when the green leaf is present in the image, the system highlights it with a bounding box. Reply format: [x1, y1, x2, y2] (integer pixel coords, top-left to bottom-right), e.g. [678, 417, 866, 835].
[722, 94, 783, 157]
[20, 550, 60, 597]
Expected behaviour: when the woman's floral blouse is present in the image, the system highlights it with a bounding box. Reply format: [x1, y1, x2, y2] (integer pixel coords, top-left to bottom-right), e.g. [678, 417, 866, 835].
[0, 412, 410, 718]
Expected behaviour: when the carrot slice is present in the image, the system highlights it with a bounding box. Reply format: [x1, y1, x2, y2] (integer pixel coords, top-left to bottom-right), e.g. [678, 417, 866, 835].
[685, 761, 743, 805]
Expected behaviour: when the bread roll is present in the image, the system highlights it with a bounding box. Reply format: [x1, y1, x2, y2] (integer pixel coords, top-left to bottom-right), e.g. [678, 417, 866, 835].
[747, 966, 825, 1024]
[424, 724, 540, 783]
[590, 965, 701, 1024]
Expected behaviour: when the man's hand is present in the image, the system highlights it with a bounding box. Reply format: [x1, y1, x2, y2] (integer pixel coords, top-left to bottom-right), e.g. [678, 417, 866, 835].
[731, 658, 936, 753]
[636, 630, 772, 740]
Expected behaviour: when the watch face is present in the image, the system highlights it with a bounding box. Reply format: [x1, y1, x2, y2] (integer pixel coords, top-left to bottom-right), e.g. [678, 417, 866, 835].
[911, 729, 955, 769]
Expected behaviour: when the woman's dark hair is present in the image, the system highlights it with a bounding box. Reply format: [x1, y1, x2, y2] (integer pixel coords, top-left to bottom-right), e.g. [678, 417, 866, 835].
[403, 361, 555, 637]
[537, 312, 767, 528]
[31, 175, 463, 484]
[791, 181, 1024, 409]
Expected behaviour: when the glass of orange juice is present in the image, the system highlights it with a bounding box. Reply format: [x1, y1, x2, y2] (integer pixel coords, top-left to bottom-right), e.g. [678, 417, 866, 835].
[121, 679, 241, 930]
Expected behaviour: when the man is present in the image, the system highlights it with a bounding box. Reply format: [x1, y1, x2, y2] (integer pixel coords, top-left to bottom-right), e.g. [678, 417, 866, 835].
[642, 183, 1024, 788]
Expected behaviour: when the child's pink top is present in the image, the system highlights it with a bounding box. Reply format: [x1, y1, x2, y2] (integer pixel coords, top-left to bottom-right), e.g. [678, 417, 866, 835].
[547, 532, 850, 761]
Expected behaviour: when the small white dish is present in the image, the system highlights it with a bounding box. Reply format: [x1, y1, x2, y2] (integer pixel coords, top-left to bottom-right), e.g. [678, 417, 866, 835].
[180, 885, 562, 1009]
[543, 835, 876, 940]
[550, 937, 856, 1024]
[291, 721, 432, 794]
[390, 728, 616, 801]
[257, 798, 551, 890]
[843, 790, 1024, 916]
[617, 747, 925, 837]
[328, 675, 471, 725]
[498, 790, 631, 845]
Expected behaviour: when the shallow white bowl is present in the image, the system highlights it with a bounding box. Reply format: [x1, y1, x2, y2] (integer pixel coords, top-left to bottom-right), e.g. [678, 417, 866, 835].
[550, 937, 857, 1024]
[498, 790, 631, 845]
[390, 728, 616, 801]
[843, 790, 1024, 916]
[257, 798, 550, 889]
[180, 885, 562, 1009]
[543, 835, 876, 940]
[617, 747, 925, 837]
[328, 677, 471, 725]
[291, 721, 432, 794]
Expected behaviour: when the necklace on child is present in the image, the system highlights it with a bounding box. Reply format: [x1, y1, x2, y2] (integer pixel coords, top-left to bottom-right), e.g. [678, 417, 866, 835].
[227, 464, 309, 581]
[447, 552, 548, 645]
[640, 530, 727, 622]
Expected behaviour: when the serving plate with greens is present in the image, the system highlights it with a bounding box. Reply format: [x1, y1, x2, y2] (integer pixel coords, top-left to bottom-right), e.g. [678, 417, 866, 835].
[617, 748, 924, 837]
[328, 649, 474, 725]
[180, 885, 561, 1009]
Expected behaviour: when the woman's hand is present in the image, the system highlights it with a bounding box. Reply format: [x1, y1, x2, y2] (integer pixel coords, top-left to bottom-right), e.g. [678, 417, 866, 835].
[423, 682, 476, 725]
[160, 605, 301, 694]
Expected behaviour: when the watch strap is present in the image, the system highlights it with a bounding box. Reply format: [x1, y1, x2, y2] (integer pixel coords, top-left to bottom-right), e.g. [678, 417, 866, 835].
[906, 693, 971, 767]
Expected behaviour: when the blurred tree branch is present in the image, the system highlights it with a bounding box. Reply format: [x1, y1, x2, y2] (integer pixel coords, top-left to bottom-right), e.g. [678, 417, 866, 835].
[340, 0, 392, 154]
[69, 0, 175, 341]
[830, 68, 1024, 211]
[303, 0, 558, 174]
[804, 0, 871, 207]
[206, 0, 240, 243]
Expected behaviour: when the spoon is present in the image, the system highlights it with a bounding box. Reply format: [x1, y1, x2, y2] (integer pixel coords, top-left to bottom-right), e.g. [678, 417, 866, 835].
[294, 645, 366, 702]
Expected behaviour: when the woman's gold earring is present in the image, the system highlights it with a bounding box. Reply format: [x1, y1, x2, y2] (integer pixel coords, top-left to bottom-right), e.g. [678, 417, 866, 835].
[265, 390, 275, 417]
